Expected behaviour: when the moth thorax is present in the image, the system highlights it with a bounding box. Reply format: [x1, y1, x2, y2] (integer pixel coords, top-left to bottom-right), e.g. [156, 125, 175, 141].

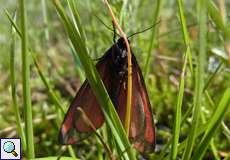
[112, 49, 127, 76]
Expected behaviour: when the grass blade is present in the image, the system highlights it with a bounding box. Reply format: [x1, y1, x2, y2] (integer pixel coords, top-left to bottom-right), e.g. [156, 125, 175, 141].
[144, 0, 161, 78]
[207, 1, 230, 39]
[176, 0, 193, 74]
[191, 88, 230, 160]
[41, 0, 50, 42]
[170, 52, 187, 160]
[9, 11, 27, 150]
[19, 0, 35, 158]
[5, 10, 22, 38]
[207, 1, 230, 65]
[182, 0, 207, 159]
[67, 0, 87, 43]
[159, 105, 193, 159]
[170, 0, 194, 158]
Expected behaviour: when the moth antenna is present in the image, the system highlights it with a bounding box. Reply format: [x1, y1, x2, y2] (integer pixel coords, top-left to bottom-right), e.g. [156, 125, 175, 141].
[127, 20, 161, 38]
[112, 21, 117, 43]
[94, 15, 120, 38]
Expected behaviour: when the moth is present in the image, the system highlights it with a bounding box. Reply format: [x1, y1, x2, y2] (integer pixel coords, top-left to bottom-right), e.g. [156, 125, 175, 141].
[59, 37, 155, 154]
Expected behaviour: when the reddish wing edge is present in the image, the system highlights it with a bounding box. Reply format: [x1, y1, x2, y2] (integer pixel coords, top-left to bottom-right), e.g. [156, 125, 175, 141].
[59, 58, 110, 144]
[117, 55, 156, 154]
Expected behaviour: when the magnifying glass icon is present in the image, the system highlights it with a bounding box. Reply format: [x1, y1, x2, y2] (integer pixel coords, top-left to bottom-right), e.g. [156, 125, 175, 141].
[3, 141, 18, 157]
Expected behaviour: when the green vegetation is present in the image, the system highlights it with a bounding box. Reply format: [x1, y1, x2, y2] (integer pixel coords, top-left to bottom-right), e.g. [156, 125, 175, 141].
[0, 0, 229, 159]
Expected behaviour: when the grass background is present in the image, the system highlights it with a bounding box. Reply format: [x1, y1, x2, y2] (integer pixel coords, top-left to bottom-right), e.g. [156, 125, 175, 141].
[0, 0, 230, 159]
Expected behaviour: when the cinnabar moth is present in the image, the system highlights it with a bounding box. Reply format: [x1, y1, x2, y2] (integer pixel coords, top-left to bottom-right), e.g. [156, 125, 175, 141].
[59, 37, 155, 154]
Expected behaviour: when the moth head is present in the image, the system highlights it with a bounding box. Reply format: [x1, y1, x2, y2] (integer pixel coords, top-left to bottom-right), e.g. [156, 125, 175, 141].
[113, 38, 130, 61]
[109, 38, 130, 76]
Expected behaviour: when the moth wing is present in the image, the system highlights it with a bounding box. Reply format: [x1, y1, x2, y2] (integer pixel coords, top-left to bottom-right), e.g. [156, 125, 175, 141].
[59, 58, 111, 144]
[117, 55, 156, 154]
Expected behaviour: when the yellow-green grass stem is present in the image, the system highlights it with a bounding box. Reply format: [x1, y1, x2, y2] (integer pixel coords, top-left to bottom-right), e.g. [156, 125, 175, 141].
[103, 0, 132, 136]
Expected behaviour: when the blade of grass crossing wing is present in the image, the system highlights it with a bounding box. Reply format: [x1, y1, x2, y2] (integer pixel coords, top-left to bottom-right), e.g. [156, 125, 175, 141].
[52, 1, 135, 159]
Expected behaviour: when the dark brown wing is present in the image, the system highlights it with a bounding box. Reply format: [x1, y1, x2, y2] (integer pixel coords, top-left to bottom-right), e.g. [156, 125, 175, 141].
[59, 57, 111, 144]
[116, 54, 155, 154]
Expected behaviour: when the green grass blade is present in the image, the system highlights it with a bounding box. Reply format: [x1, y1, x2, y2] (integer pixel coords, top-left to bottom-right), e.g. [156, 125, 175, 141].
[19, 0, 35, 158]
[182, 0, 207, 159]
[203, 62, 222, 91]
[67, 0, 87, 43]
[144, 0, 161, 78]
[5, 10, 22, 38]
[9, 11, 27, 150]
[52, 1, 135, 159]
[67, 146, 78, 160]
[207, 1, 230, 40]
[200, 101, 220, 160]
[170, 0, 195, 158]
[69, 41, 85, 82]
[222, 122, 230, 143]
[170, 53, 187, 160]
[176, 0, 193, 74]
[6, 9, 71, 156]
[207, 0, 230, 66]
[160, 105, 193, 160]
[6, 15, 79, 159]
[191, 88, 230, 160]
[164, 122, 209, 160]
[205, 91, 230, 142]
[119, 0, 128, 26]
[41, 0, 50, 42]
[210, 139, 220, 160]
[161, 60, 225, 159]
